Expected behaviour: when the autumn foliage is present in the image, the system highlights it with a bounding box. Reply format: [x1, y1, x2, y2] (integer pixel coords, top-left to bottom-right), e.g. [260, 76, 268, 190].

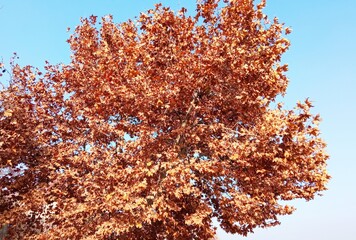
[0, 0, 329, 239]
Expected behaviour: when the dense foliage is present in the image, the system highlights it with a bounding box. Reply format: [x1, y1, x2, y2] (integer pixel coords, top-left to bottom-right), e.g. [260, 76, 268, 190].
[0, 0, 329, 239]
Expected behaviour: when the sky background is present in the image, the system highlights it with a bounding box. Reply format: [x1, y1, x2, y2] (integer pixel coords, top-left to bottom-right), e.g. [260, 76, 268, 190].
[0, 0, 355, 239]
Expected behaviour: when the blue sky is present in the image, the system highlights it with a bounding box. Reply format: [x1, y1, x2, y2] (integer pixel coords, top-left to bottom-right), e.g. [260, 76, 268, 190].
[1, 0, 355, 239]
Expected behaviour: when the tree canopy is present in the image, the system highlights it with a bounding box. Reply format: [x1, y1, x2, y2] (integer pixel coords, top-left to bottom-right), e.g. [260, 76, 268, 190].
[0, 0, 329, 239]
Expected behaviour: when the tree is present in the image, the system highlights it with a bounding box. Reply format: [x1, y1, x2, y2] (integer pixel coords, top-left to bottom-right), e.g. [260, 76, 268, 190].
[0, 0, 329, 239]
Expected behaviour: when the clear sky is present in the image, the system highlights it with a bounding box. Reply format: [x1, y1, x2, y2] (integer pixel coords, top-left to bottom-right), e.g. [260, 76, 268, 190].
[1, 0, 355, 239]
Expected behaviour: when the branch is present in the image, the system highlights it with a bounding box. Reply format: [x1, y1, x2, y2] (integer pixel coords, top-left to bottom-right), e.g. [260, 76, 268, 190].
[175, 89, 199, 146]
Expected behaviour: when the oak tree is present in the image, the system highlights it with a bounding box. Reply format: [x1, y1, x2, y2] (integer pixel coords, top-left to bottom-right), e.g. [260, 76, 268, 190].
[0, 0, 329, 239]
